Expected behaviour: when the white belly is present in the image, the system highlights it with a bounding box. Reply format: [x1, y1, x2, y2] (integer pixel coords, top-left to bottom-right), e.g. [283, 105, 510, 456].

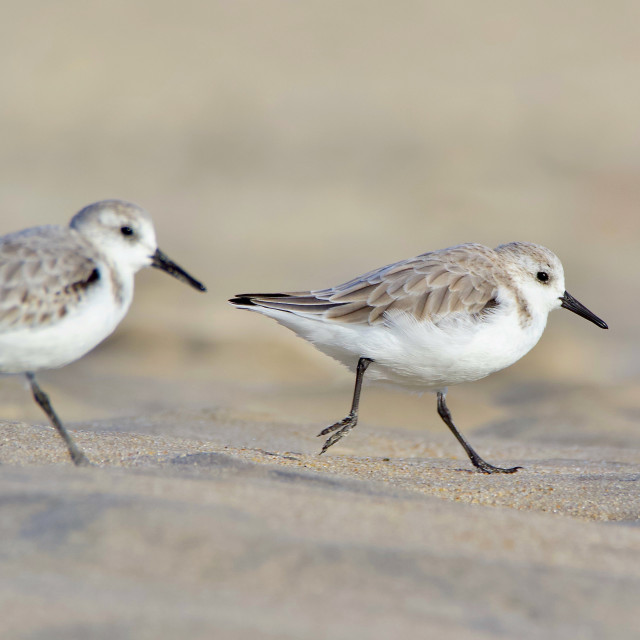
[0, 277, 133, 373]
[257, 306, 548, 391]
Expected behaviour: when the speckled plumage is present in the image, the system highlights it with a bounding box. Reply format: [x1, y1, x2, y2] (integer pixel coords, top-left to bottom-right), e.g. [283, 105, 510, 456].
[231, 241, 607, 473]
[0, 199, 205, 465]
[247, 244, 497, 323]
[235, 242, 565, 329]
[0, 226, 103, 331]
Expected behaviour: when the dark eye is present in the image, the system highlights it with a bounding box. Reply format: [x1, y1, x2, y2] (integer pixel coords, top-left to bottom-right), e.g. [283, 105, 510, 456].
[536, 271, 549, 283]
[120, 226, 134, 237]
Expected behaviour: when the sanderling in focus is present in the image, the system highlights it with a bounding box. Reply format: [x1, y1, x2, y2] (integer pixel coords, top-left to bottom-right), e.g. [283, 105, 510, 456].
[230, 242, 607, 473]
[0, 199, 206, 466]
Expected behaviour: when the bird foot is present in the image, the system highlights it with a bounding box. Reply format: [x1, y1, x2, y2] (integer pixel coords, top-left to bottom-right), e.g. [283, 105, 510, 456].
[472, 458, 522, 474]
[317, 414, 357, 454]
[70, 449, 92, 467]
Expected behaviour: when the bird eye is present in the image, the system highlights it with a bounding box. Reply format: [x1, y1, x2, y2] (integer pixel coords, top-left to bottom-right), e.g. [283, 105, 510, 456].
[120, 226, 134, 237]
[536, 271, 549, 283]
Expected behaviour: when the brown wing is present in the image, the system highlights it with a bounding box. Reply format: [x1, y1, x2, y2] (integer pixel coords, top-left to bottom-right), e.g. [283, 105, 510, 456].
[231, 243, 501, 325]
[0, 226, 101, 331]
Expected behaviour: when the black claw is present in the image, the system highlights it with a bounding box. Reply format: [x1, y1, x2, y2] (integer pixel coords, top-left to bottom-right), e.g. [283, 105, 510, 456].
[437, 392, 524, 474]
[27, 373, 92, 468]
[317, 415, 352, 437]
[474, 461, 522, 474]
[319, 439, 334, 455]
[71, 451, 92, 467]
[317, 358, 372, 456]
[318, 418, 357, 454]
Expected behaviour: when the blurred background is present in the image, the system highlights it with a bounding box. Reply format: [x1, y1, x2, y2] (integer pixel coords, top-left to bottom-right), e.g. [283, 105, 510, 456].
[0, 0, 638, 444]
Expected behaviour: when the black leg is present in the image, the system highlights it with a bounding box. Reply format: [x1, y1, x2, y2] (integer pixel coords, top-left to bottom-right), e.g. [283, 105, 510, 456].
[26, 373, 90, 467]
[436, 391, 521, 474]
[317, 357, 373, 454]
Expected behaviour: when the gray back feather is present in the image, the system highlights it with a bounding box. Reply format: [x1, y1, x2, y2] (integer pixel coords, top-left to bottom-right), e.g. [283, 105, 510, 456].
[239, 244, 501, 326]
[0, 227, 101, 331]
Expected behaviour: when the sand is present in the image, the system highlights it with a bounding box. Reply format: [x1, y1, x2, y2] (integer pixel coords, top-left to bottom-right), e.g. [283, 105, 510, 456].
[1, 363, 639, 640]
[1, 1, 640, 637]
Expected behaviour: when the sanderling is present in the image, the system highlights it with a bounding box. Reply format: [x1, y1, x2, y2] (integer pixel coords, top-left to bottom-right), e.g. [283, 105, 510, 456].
[230, 242, 607, 473]
[0, 199, 206, 466]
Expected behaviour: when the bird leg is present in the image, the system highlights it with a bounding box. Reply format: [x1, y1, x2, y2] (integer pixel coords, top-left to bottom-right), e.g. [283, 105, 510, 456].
[26, 373, 91, 467]
[318, 357, 373, 454]
[436, 391, 521, 474]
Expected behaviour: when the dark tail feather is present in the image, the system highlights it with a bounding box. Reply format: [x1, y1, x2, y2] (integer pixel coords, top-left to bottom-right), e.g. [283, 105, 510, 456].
[229, 293, 291, 307]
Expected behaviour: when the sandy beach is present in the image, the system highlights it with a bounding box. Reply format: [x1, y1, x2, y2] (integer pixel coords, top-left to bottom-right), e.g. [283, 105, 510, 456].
[1, 1, 639, 638]
[1, 357, 639, 639]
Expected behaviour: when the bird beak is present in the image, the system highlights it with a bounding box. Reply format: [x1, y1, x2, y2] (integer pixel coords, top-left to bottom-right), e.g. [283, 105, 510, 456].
[559, 291, 607, 329]
[150, 249, 207, 292]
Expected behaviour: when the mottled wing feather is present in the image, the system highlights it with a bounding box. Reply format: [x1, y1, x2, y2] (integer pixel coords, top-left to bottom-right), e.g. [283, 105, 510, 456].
[235, 244, 502, 326]
[0, 226, 101, 331]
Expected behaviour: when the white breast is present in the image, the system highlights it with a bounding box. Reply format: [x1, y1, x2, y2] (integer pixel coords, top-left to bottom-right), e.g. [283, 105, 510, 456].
[256, 300, 549, 392]
[367, 306, 548, 388]
[0, 264, 134, 373]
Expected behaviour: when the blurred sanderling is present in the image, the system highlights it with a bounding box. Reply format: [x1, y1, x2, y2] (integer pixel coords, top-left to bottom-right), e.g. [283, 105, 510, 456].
[0, 199, 206, 465]
[230, 241, 607, 473]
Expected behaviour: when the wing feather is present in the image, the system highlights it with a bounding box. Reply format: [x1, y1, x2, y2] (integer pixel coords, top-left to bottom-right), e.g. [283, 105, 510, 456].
[0, 227, 102, 331]
[230, 243, 502, 326]
[325, 301, 371, 323]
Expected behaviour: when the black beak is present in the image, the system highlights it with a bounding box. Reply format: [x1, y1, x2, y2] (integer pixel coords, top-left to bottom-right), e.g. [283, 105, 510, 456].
[151, 249, 207, 292]
[560, 291, 607, 329]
